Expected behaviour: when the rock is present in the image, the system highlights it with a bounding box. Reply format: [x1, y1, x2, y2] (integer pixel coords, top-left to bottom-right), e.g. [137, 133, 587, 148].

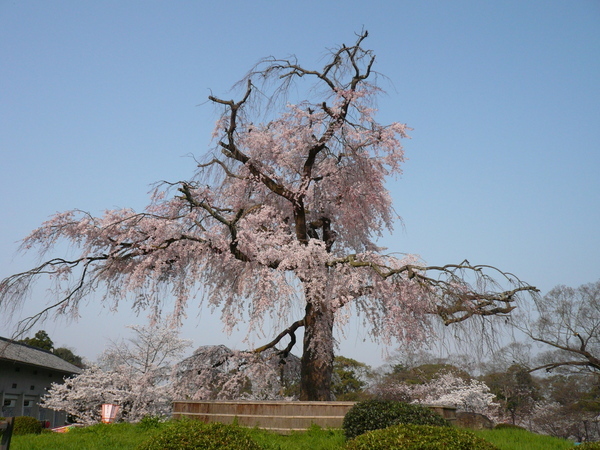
[455, 411, 494, 430]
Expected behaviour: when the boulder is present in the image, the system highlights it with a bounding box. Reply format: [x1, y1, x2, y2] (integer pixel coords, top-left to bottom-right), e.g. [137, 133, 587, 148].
[455, 411, 494, 430]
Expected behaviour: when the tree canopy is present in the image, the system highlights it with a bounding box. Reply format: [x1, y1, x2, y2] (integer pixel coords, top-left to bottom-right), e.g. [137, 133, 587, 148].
[0, 32, 538, 400]
[19, 329, 53, 352]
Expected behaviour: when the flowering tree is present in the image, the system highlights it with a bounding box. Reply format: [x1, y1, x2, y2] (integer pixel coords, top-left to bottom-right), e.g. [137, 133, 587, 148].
[43, 323, 190, 424]
[172, 345, 301, 401]
[99, 323, 192, 380]
[42, 365, 172, 424]
[370, 369, 499, 418]
[409, 372, 499, 417]
[0, 32, 538, 400]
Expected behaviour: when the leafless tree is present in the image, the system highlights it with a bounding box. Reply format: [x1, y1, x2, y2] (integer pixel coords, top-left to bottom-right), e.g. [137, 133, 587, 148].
[516, 280, 600, 373]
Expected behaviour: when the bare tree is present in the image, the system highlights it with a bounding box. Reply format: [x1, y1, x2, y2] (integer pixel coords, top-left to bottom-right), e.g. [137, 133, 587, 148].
[517, 280, 600, 373]
[99, 323, 192, 379]
[0, 32, 537, 400]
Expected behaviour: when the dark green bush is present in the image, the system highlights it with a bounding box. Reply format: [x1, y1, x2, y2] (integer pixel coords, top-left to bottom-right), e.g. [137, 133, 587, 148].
[12, 415, 42, 435]
[345, 423, 500, 450]
[136, 419, 262, 450]
[342, 400, 450, 439]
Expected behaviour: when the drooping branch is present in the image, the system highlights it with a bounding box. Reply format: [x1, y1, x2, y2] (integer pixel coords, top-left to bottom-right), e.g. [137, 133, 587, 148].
[327, 255, 538, 325]
[1, 256, 105, 336]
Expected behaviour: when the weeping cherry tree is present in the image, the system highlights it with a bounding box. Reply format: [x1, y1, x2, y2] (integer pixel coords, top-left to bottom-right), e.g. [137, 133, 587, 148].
[0, 32, 538, 400]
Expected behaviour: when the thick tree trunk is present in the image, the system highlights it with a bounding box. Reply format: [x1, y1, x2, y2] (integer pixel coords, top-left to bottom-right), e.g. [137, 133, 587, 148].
[299, 299, 335, 401]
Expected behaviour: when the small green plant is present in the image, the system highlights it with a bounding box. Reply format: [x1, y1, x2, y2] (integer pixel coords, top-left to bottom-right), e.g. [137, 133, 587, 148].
[136, 415, 165, 431]
[12, 416, 42, 436]
[345, 423, 500, 450]
[578, 443, 600, 449]
[136, 419, 263, 450]
[342, 400, 450, 439]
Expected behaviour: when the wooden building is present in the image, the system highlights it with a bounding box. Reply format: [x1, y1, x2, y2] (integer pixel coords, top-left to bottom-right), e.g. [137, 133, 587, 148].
[0, 336, 82, 427]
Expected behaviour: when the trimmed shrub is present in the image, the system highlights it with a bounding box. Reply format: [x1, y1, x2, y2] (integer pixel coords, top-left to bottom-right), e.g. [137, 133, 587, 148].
[345, 423, 500, 450]
[12, 415, 42, 435]
[342, 400, 450, 439]
[136, 419, 262, 450]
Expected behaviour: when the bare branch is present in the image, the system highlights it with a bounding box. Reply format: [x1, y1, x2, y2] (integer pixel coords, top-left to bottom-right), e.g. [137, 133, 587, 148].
[516, 280, 600, 375]
[254, 318, 305, 359]
[197, 158, 246, 180]
[529, 360, 600, 373]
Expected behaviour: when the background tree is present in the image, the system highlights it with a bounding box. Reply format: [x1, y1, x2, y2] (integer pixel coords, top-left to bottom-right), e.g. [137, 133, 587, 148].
[529, 371, 600, 441]
[517, 280, 600, 373]
[18, 330, 86, 368]
[19, 330, 53, 351]
[53, 346, 86, 369]
[332, 355, 373, 400]
[99, 323, 192, 380]
[389, 363, 471, 385]
[482, 364, 539, 425]
[370, 351, 474, 402]
[0, 32, 538, 400]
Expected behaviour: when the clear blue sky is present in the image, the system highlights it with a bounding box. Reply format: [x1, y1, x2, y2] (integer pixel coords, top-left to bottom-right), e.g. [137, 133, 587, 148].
[1, 1, 599, 367]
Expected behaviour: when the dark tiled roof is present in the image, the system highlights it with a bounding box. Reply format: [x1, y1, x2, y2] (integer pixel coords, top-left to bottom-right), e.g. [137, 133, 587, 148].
[0, 336, 82, 375]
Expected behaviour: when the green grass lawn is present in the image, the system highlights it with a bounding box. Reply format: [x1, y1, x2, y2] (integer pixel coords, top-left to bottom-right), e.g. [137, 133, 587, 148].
[473, 427, 575, 450]
[8, 422, 579, 449]
[9, 423, 159, 450]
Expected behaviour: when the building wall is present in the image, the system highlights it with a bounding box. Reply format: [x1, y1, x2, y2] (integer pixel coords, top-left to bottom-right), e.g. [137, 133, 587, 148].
[0, 360, 68, 427]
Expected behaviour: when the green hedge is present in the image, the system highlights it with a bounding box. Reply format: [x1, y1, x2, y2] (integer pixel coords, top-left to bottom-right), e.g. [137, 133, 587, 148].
[343, 400, 450, 439]
[345, 423, 500, 450]
[13, 416, 42, 436]
[136, 419, 262, 450]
